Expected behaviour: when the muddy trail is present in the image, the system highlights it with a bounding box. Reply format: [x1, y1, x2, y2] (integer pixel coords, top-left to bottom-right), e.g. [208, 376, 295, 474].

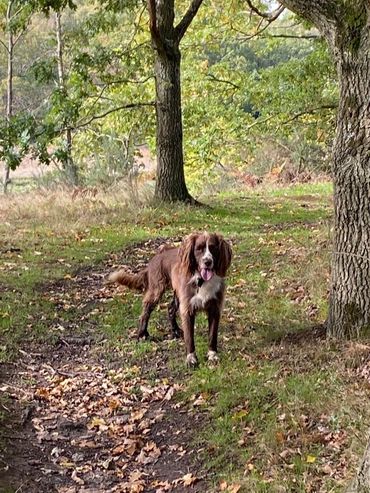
[0, 238, 209, 493]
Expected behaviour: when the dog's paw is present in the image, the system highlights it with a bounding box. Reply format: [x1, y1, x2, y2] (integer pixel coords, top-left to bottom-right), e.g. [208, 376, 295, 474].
[207, 350, 219, 364]
[186, 352, 198, 368]
[137, 330, 150, 340]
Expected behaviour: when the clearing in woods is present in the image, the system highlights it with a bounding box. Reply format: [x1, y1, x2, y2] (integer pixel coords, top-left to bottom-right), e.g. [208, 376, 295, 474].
[1, 183, 370, 492]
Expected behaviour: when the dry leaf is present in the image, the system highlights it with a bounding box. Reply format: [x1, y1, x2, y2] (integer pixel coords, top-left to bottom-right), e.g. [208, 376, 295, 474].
[71, 470, 84, 485]
[182, 473, 197, 486]
[229, 484, 241, 493]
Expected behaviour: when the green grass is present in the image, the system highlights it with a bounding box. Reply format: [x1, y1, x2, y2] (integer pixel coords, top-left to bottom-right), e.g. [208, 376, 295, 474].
[1, 182, 368, 492]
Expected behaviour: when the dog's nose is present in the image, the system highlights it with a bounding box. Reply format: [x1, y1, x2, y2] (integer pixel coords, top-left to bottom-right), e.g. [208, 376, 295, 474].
[204, 258, 212, 267]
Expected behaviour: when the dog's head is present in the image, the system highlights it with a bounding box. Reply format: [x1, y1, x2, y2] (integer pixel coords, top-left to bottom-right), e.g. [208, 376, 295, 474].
[179, 232, 232, 280]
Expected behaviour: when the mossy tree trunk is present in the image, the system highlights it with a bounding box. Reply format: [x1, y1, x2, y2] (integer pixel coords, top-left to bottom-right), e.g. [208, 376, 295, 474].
[148, 0, 203, 203]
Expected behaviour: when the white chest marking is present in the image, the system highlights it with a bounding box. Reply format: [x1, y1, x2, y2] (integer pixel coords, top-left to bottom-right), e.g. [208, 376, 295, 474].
[190, 275, 222, 310]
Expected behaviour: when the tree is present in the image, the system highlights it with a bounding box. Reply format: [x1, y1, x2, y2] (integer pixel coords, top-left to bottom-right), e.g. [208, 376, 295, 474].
[248, 0, 369, 340]
[148, 0, 203, 203]
[0, 0, 32, 192]
[54, 9, 78, 185]
[256, 0, 369, 488]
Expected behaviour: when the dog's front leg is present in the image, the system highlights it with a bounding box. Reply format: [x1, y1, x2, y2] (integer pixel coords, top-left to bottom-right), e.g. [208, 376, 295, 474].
[180, 309, 197, 367]
[207, 301, 221, 363]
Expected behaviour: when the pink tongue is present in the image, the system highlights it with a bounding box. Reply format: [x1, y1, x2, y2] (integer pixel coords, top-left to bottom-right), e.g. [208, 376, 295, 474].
[201, 268, 213, 281]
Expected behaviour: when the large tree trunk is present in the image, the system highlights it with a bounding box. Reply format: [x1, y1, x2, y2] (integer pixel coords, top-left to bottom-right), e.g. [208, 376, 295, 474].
[153, 48, 192, 202]
[326, 32, 370, 338]
[148, 0, 203, 203]
[280, 0, 370, 339]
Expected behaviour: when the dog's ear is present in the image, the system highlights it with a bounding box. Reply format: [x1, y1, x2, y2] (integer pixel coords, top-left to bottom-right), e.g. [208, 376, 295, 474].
[179, 233, 198, 274]
[216, 237, 232, 277]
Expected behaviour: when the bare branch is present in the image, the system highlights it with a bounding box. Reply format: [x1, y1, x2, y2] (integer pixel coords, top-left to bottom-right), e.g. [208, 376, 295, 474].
[175, 0, 204, 42]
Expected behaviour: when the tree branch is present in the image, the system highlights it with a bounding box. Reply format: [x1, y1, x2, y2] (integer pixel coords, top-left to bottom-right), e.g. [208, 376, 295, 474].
[279, 0, 341, 43]
[71, 101, 155, 131]
[175, 0, 204, 42]
[147, 0, 164, 52]
[260, 33, 321, 40]
[282, 104, 337, 125]
[0, 39, 9, 53]
[246, 0, 285, 20]
[242, 1, 286, 40]
[206, 73, 240, 90]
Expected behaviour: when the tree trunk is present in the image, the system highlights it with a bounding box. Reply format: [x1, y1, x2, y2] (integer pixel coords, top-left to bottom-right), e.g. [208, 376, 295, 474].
[55, 11, 78, 186]
[148, 0, 202, 203]
[347, 436, 370, 493]
[3, 1, 13, 194]
[327, 49, 370, 338]
[153, 48, 193, 202]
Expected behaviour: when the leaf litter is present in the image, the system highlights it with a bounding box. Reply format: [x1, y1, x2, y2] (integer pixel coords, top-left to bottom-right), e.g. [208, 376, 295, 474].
[0, 238, 204, 492]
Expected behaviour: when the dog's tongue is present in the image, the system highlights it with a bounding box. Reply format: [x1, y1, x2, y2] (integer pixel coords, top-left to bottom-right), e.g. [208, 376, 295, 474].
[201, 268, 214, 281]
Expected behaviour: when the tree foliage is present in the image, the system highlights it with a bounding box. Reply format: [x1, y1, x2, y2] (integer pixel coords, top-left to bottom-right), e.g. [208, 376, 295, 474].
[0, 0, 337, 190]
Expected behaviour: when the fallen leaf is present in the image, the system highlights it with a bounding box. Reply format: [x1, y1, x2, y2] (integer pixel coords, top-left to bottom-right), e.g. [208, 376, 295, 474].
[71, 470, 84, 485]
[228, 484, 241, 493]
[182, 473, 197, 487]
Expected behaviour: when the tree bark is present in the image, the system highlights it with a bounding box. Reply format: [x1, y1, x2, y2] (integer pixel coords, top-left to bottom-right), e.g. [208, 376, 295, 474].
[55, 10, 78, 186]
[327, 46, 370, 338]
[276, 0, 370, 487]
[278, 1, 370, 339]
[148, 0, 203, 203]
[154, 46, 193, 202]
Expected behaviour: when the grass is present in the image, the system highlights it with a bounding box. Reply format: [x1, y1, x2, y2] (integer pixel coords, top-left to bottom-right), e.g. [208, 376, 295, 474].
[1, 181, 369, 492]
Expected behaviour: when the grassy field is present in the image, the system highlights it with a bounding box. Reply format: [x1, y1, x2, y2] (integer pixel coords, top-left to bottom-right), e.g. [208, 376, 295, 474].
[1, 182, 370, 492]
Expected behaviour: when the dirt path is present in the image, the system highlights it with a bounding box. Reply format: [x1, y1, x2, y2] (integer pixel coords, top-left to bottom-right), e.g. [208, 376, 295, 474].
[0, 239, 207, 493]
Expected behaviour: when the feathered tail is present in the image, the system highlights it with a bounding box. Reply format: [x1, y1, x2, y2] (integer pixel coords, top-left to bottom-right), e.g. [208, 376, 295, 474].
[107, 269, 148, 291]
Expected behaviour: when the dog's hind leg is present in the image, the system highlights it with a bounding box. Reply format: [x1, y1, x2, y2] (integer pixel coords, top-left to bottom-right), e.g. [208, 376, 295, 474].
[168, 293, 183, 339]
[137, 288, 165, 339]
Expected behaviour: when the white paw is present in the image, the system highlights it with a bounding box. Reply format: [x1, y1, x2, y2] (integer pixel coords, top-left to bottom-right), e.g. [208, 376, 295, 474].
[207, 350, 219, 364]
[186, 352, 198, 368]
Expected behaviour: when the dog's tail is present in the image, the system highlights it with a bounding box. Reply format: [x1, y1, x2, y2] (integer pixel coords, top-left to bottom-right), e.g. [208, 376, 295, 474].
[107, 269, 148, 291]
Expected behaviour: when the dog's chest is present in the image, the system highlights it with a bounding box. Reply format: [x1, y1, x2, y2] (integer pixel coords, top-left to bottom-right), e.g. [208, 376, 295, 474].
[190, 275, 223, 310]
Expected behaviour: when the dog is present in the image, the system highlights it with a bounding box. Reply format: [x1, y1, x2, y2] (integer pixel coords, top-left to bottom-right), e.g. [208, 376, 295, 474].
[108, 233, 232, 367]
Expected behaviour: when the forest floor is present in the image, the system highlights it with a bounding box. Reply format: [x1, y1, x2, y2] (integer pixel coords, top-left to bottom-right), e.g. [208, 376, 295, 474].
[1, 182, 370, 493]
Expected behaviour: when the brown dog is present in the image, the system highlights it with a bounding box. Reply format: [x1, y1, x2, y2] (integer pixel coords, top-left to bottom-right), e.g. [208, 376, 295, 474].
[108, 233, 232, 366]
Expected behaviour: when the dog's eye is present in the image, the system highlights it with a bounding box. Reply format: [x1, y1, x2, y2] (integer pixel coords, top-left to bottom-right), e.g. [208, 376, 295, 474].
[195, 243, 205, 251]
